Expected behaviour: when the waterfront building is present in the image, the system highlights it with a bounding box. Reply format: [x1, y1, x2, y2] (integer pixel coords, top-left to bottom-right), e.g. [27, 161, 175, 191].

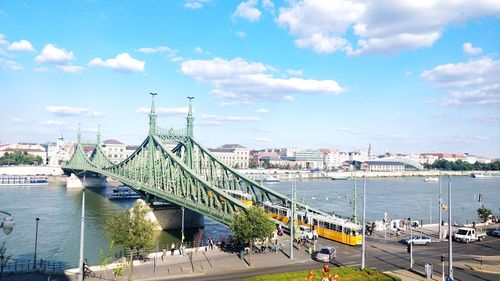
[209, 144, 249, 169]
[419, 153, 467, 164]
[361, 160, 405, 172]
[46, 135, 75, 166]
[101, 139, 127, 164]
[463, 153, 492, 164]
[0, 143, 47, 164]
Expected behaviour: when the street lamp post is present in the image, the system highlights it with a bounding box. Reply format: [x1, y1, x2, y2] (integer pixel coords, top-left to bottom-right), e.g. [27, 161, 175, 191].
[181, 207, 185, 244]
[78, 183, 86, 281]
[438, 175, 442, 239]
[361, 175, 366, 269]
[290, 175, 295, 260]
[448, 177, 453, 280]
[410, 225, 413, 269]
[34, 218, 40, 269]
[0, 211, 14, 235]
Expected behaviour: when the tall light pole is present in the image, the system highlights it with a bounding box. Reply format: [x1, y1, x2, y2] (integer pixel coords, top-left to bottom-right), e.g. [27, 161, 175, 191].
[34, 218, 40, 268]
[78, 179, 86, 281]
[290, 175, 295, 260]
[448, 177, 453, 280]
[361, 175, 366, 269]
[438, 175, 442, 239]
[181, 207, 185, 244]
[410, 225, 413, 269]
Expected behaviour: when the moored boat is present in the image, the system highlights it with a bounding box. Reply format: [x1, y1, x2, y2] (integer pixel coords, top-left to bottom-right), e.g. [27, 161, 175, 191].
[263, 175, 280, 183]
[472, 172, 500, 178]
[0, 175, 48, 186]
[424, 176, 439, 182]
[108, 186, 141, 200]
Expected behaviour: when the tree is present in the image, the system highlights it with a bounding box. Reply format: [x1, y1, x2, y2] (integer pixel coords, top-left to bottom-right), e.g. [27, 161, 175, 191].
[477, 206, 492, 223]
[106, 201, 156, 277]
[0, 242, 12, 280]
[230, 206, 275, 265]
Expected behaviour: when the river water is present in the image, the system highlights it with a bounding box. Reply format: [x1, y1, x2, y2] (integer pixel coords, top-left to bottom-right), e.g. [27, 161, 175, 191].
[0, 176, 498, 267]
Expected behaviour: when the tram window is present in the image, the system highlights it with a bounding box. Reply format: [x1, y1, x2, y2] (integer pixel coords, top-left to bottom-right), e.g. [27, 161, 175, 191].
[313, 219, 318, 226]
[318, 221, 323, 228]
[337, 225, 343, 232]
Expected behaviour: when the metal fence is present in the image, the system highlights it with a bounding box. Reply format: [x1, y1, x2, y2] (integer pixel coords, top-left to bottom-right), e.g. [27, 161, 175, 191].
[0, 258, 68, 273]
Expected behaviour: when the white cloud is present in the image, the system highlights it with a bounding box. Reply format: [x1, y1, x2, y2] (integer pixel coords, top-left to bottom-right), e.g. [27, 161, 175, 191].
[171, 56, 184, 62]
[57, 65, 84, 73]
[201, 114, 261, 122]
[8, 39, 35, 52]
[277, 0, 500, 55]
[89, 53, 145, 73]
[463, 42, 482, 56]
[254, 137, 273, 142]
[41, 120, 67, 126]
[137, 46, 172, 54]
[45, 105, 105, 117]
[421, 57, 500, 107]
[184, 0, 212, 9]
[35, 44, 75, 64]
[136, 106, 189, 115]
[262, 0, 274, 12]
[10, 117, 24, 123]
[286, 69, 303, 76]
[233, 0, 262, 22]
[235, 31, 247, 38]
[0, 33, 7, 45]
[181, 57, 346, 103]
[195, 46, 203, 54]
[256, 108, 270, 113]
[2, 60, 23, 71]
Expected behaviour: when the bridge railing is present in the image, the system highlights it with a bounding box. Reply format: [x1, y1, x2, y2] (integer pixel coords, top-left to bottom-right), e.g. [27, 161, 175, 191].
[0, 258, 69, 273]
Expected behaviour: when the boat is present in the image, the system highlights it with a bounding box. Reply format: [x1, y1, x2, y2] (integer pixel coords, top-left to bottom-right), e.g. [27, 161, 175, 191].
[0, 175, 48, 186]
[472, 172, 500, 178]
[331, 176, 349, 180]
[424, 176, 439, 182]
[108, 186, 141, 200]
[263, 175, 280, 183]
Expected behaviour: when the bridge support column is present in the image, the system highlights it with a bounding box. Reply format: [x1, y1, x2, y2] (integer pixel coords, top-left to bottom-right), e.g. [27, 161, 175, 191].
[151, 204, 205, 230]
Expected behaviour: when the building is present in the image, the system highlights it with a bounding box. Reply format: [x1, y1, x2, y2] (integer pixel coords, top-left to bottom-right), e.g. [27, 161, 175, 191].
[419, 153, 466, 164]
[101, 139, 127, 164]
[0, 143, 47, 164]
[46, 135, 75, 166]
[209, 144, 250, 169]
[361, 160, 405, 172]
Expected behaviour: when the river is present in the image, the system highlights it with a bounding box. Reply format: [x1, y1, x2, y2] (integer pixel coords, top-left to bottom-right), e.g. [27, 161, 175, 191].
[0, 176, 498, 267]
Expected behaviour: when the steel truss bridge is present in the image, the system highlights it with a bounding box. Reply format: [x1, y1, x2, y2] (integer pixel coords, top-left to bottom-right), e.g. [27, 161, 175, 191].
[62, 94, 328, 226]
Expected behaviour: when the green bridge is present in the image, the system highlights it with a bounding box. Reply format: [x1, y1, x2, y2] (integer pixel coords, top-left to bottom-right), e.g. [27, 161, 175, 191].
[62, 94, 327, 226]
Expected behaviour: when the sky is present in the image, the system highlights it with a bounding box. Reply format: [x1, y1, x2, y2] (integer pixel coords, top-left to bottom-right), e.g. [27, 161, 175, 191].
[0, 0, 499, 158]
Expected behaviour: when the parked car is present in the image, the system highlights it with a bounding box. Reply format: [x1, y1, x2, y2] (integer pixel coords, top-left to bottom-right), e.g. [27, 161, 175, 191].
[314, 246, 336, 262]
[489, 228, 500, 237]
[403, 235, 432, 246]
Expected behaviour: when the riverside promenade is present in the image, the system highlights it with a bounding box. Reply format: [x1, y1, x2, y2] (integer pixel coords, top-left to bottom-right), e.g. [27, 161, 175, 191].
[4, 223, 500, 281]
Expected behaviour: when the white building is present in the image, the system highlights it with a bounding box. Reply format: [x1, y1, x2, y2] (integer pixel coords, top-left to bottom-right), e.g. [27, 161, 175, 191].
[47, 135, 75, 166]
[209, 144, 250, 169]
[0, 143, 47, 164]
[101, 139, 127, 164]
[361, 160, 405, 172]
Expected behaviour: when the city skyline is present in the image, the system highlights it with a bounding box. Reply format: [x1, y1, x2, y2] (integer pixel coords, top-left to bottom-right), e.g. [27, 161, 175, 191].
[0, 1, 499, 157]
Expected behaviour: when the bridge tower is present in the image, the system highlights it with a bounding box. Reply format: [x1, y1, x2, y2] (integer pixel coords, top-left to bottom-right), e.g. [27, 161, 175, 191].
[185, 97, 194, 168]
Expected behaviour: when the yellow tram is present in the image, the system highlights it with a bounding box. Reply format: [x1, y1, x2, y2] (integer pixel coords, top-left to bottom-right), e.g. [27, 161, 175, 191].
[222, 189, 253, 206]
[263, 201, 362, 246]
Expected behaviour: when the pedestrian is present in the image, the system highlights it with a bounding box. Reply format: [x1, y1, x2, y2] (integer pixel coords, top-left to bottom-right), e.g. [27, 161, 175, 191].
[179, 243, 185, 256]
[473, 221, 476, 229]
[170, 242, 175, 256]
[273, 239, 280, 253]
[161, 249, 166, 261]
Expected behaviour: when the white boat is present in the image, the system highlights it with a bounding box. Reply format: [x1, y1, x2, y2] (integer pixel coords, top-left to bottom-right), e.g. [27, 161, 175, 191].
[331, 176, 349, 180]
[263, 175, 280, 183]
[108, 186, 141, 200]
[0, 175, 48, 186]
[472, 172, 500, 178]
[424, 176, 439, 182]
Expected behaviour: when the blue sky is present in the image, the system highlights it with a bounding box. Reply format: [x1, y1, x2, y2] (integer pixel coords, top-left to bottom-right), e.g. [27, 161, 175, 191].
[0, 0, 499, 157]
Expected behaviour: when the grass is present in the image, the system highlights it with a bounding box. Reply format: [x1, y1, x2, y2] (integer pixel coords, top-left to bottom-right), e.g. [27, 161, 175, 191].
[244, 267, 401, 281]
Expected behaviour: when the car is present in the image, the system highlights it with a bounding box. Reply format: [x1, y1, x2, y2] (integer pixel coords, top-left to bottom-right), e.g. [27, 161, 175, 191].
[490, 228, 500, 237]
[403, 235, 432, 246]
[299, 225, 317, 240]
[314, 246, 336, 262]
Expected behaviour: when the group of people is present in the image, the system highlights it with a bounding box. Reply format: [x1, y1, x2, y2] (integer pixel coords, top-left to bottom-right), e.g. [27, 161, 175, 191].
[161, 242, 186, 261]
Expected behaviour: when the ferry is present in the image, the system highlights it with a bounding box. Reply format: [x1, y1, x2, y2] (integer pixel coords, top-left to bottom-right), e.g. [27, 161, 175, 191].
[263, 175, 280, 183]
[424, 176, 439, 182]
[108, 186, 141, 200]
[472, 172, 500, 178]
[222, 189, 253, 206]
[0, 175, 48, 186]
[262, 201, 362, 246]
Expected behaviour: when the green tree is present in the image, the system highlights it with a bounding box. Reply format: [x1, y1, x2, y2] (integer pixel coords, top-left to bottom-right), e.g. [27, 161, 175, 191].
[0, 242, 12, 279]
[0, 151, 43, 165]
[230, 206, 275, 265]
[106, 201, 156, 277]
[477, 206, 493, 223]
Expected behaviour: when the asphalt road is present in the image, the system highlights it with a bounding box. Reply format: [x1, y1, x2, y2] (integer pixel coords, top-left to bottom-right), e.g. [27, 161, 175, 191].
[176, 232, 500, 281]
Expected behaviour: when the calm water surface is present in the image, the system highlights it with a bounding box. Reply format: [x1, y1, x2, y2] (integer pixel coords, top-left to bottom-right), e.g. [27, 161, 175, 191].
[0, 176, 498, 267]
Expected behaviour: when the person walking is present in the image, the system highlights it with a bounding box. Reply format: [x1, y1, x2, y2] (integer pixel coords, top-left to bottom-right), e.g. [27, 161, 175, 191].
[161, 249, 166, 261]
[170, 242, 175, 256]
[179, 243, 185, 256]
